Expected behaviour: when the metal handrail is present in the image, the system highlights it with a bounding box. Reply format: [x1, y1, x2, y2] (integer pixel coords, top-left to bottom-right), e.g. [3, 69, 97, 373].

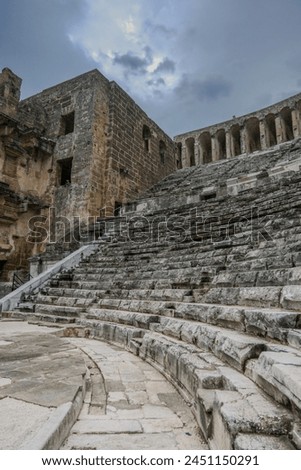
[12, 272, 33, 291]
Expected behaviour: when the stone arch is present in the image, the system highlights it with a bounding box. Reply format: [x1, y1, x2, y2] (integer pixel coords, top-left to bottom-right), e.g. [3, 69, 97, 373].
[265, 113, 277, 147]
[245, 117, 261, 153]
[199, 132, 212, 164]
[216, 129, 226, 160]
[280, 107, 294, 142]
[230, 124, 242, 157]
[185, 137, 196, 166]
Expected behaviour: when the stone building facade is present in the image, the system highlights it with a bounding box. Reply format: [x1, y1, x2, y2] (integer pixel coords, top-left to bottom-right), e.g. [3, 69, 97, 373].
[175, 93, 301, 167]
[0, 68, 176, 282]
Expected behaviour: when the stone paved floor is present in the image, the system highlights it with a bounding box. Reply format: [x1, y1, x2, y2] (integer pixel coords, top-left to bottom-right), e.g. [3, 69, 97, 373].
[62, 338, 208, 450]
[0, 320, 85, 449]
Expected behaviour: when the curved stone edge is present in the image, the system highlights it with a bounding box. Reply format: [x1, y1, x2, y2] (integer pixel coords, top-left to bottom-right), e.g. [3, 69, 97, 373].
[60, 323, 299, 451]
[19, 370, 87, 450]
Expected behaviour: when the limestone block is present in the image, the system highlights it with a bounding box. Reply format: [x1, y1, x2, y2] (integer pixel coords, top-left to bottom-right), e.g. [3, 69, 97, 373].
[165, 343, 197, 388]
[175, 302, 208, 321]
[218, 366, 258, 394]
[238, 286, 282, 308]
[209, 391, 240, 450]
[234, 271, 257, 287]
[158, 317, 183, 339]
[180, 322, 201, 344]
[196, 389, 215, 440]
[195, 324, 218, 351]
[177, 353, 213, 396]
[213, 331, 267, 371]
[292, 423, 301, 449]
[213, 389, 292, 448]
[247, 351, 301, 409]
[280, 285, 301, 310]
[287, 330, 301, 349]
[212, 272, 237, 287]
[203, 288, 240, 305]
[234, 433, 295, 450]
[244, 308, 299, 340]
[195, 369, 223, 390]
[140, 334, 171, 367]
[206, 305, 245, 330]
[256, 269, 289, 286]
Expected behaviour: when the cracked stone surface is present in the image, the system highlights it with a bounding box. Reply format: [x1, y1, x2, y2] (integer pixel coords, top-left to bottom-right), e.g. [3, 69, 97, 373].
[62, 338, 208, 450]
[0, 321, 86, 449]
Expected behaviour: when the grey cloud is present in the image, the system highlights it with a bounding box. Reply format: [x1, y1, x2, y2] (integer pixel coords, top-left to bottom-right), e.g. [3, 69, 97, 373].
[113, 47, 153, 76]
[0, 0, 95, 98]
[154, 58, 176, 74]
[147, 78, 166, 87]
[113, 53, 148, 72]
[175, 74, 232, 102]
[144, 20, 175, 38]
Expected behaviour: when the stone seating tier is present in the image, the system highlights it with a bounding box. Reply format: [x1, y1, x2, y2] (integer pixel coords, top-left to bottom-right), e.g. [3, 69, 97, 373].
[4, 141, 301, 450]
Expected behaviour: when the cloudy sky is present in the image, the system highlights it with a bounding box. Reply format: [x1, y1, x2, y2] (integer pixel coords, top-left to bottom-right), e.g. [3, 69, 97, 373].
[1, 0, 301, 136]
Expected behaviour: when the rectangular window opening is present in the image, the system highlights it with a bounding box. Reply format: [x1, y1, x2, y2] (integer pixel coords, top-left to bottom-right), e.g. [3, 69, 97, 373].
[60, 111, 75, 135]
[3, 154, 17, 177]
[58, 158, 73, 186]
[0, 260, 7, 281]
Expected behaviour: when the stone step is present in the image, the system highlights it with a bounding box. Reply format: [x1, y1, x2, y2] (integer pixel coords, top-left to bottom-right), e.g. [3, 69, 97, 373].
[202, 285, 301, 311]
[0, 310, 77, 324]
[41, 287, 107, 299]
[79, 308, 300, 374]
[44, 287, 193, 302]
[212, 267, 301, 288]
[137, 332, 298, 449]
[71, 271, 214, 286]
[34, 294, 97, 308]
[202, 286, 282, 308]
[31, 303, 83, 317]
[85, 300, 301, 346]
[24, 294, 301, 345]
[87, 308, 160, 329]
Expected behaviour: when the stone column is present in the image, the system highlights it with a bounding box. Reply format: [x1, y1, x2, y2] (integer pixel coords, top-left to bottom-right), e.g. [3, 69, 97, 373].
[194, 140, 200, 165]
[292, 109, 300, 139]
[275, 116, 284, 144]
[198, 137, 204, 165]
[240, 127, 248, 154]
[226, 131, 232, 158]
[181, 144, 188, 168]
[259, 120, 268, 150]
[211, 135, 219, 162]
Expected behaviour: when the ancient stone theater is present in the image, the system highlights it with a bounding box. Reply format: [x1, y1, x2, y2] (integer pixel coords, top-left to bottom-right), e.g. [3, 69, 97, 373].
[1, 67, 301, 450]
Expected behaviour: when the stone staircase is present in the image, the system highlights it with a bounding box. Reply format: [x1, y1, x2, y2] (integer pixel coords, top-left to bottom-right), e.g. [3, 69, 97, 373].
[3, 142, 301, 450]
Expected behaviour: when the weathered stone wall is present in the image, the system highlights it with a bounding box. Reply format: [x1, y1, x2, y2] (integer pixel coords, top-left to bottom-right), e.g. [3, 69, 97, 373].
[21, 70, 111, 224]
[0, 68, 177, 280]
[104, 82, 176, 214]
[0, 68, 22, 118]
[0, 69, 54, 281]
[175, 93, 301, 167]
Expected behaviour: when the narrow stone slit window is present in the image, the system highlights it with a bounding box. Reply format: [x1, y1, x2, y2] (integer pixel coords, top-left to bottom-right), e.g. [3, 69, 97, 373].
[0, 260, 7, 281]
[159, 140, 166, 164]
[60, 111, 75, 135]
[58, 158, 73, 186]
[142, 125, 151, 152]
[3, 154, 17, 177]
[114, 201, 122, 215]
